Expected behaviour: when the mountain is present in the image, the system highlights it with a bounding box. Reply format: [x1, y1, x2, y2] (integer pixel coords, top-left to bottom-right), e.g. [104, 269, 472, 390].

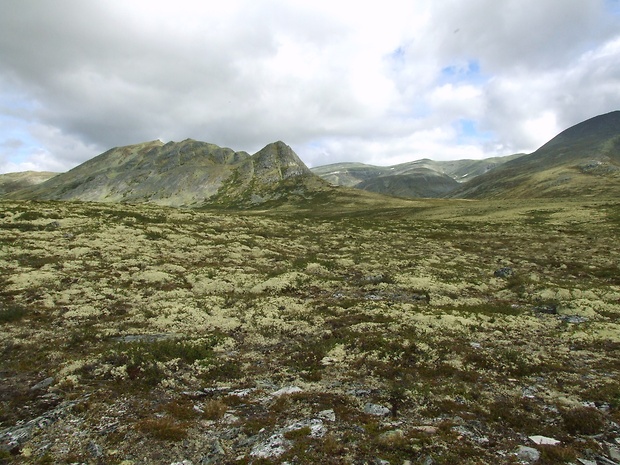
[311, 154, 523, 198]
[355, 169, 459, 198]
[6, 140, 329, 208]
[0, 171, 58, 195]
[451, 111, 620, 199]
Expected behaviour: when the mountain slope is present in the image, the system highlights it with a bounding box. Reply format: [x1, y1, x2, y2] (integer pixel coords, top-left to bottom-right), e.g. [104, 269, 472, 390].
[311, 154, 523, 198]
[6, 140, 329, 208]
[0, 171, 58, 195]
[209, 141, 332, 207]
[355, 170, 459, 198]
[451, 111, 620, 199]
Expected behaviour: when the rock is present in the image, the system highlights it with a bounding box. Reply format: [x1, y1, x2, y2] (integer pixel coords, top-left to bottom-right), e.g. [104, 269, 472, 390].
[317, 409, 336, 422]
[412, 425, 438, 435]
[515, 445, 540, 463]
[364, 403, 391, 417]
[533, 304, 557, 315]
[283, 418, 326, 438]
[452, 424, 489, 444]
[31, 377, 55, 391]
[170, 461, 193, 465]
[271, 386, 302, 397]
[230, 388, 255, 397]
[0, 399, 78, 452]
[594, 456, 620, 465]
[250, 433, 290, 459]
[200, 439, 225, 464]
[577, 459, 597, 465]
[561, 315, 589, 324]
[421, 456, 434, 465]
[529, 435, 560, 446]
[378, 429, 404, 443]
[45, 221, 61, 230]
[608, 444, 620, 461]
[375, 459, 390, 465]
[494, 267, 514, 278]
[87, 441, 103, 458]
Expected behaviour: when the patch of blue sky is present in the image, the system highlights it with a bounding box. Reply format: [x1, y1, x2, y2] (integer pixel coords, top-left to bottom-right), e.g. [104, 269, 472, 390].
[388, 46, 406, 68]
[440, 59, 486, 85]
[605, 0, 620, 15]
[454, 118, 493, 145]
[0, 114, 40, 164]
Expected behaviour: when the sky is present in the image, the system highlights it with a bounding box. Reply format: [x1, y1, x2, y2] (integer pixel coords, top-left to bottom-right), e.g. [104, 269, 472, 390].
[1, 0, 619, 174]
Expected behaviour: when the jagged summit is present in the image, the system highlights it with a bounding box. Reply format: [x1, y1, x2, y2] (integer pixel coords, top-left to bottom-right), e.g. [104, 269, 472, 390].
[251, 141, 313, 182]
[6, 140, 324, 208]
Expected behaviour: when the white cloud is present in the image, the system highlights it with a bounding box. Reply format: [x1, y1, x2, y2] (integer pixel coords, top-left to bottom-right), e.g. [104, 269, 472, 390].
[0, 0, 619, 173]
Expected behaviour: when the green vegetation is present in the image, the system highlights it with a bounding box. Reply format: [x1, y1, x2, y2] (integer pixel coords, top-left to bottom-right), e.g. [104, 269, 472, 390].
[0, 197, 619, 464]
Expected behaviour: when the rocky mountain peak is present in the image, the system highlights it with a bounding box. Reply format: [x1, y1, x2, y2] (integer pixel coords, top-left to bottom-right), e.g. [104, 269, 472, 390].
[251, 141, 313, 182]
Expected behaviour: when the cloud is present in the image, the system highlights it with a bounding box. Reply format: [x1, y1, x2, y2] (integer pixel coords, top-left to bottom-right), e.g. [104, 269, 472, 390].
[0, 0, 619, 173]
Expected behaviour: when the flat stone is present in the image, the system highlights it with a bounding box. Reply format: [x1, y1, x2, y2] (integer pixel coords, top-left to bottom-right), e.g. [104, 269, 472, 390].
[31, 377, 54, 391]
[594, 455, 620, 465]
[412, 425, 438, 435]
[529, 435, 560, 446]
[271, 386, 302, 397]
[577, 459, 597, 465]
[561, 315, 589, 324]
[608, 444, 620, 461]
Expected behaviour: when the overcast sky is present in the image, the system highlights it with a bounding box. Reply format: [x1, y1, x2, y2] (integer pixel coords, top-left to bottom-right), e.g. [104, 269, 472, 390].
[1, 0, 619, 173]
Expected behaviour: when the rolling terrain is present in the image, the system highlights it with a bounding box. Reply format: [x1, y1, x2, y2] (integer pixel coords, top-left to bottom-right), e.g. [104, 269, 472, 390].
[0, 172, 57, 195]
[310, 154, 524, 198]
[450, 111, 620, 199]
[1, 111, 620, 463]
[1, 197, 619, 464]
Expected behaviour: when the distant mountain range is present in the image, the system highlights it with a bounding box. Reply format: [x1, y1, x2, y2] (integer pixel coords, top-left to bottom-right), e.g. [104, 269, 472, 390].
[2, 111, 619, 206]
[310, 154, 525, 198]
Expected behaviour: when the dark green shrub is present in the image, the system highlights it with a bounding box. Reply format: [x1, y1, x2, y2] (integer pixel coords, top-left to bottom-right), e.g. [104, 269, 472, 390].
[0, 304, 27, 323]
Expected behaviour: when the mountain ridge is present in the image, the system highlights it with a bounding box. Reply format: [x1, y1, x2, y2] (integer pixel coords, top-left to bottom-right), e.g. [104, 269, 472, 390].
[3, 111, 620, 205]
[6, 140, 325, 208]
[450, 110, 620, 199]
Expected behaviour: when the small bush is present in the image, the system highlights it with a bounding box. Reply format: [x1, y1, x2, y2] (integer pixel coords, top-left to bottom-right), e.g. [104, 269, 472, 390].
[0, 304, 28, 324]
[562, 406, 605, 435]
[135, 417, 187, 441]
[283, 425, 312, 439]
[202, 399, 228, 420]
[15, 211, 47, 221]
[537, 445, 577, 464]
